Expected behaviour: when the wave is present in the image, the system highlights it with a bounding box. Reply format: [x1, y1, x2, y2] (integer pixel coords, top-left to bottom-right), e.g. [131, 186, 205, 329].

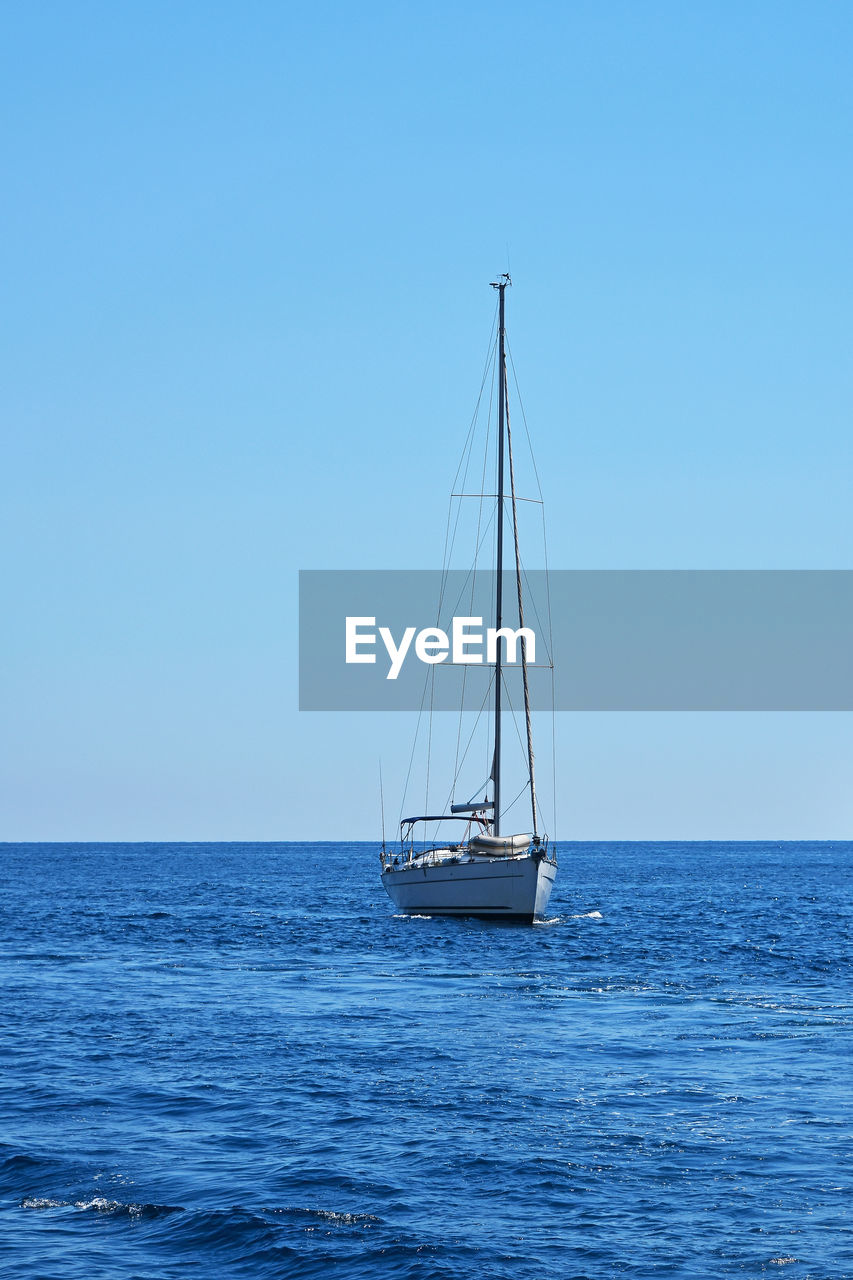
[267, 1206, 380, 1226]
[22, 1195, 182, 1219]
[21, 1196, 380, 1228]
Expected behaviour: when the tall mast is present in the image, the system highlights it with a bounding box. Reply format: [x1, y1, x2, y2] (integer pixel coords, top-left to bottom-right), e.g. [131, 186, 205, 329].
[491, 274, 510, 835]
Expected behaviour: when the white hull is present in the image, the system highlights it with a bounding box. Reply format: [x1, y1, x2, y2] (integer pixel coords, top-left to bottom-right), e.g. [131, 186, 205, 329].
[381, 852, 556, 921]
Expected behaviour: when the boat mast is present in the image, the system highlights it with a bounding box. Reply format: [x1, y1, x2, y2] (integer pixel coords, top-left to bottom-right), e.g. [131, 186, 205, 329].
[491, 274, 510, 836]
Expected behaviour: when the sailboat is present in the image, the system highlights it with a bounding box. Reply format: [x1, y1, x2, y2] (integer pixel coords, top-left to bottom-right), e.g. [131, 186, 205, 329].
[380, 276, 557, 921]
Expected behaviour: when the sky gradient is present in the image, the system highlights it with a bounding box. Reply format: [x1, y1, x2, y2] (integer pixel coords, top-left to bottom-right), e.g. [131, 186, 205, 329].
[2, 1, 852, 838]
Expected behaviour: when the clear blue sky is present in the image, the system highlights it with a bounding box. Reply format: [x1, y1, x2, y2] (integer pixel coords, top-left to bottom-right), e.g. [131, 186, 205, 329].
[2, 1, 852, 839]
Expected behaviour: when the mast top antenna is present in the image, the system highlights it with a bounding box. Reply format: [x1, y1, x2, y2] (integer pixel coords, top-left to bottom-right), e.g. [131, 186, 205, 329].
[490, 273, 511, 289]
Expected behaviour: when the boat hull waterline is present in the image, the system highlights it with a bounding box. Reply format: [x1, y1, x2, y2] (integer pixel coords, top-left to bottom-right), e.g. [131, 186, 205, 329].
[381, 853, 557, 921]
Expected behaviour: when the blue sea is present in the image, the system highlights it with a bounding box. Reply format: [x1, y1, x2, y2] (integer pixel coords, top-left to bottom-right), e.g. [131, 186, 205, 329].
[1, 841, 850, 1279]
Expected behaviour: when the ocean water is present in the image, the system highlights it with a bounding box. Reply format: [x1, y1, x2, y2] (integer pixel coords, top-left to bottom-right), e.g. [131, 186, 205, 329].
[0, 841, 850, 1280]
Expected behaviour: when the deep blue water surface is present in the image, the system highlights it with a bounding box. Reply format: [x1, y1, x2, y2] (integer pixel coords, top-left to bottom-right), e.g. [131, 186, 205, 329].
[1, 841, 851, 1279]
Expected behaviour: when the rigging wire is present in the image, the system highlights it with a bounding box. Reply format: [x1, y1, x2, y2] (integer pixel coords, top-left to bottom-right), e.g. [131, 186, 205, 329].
[507, 333, 558, 846]
[500, 778, 533, 823]
[440, 309, 499, 600]
[448, 358, 498, 790]
[399, 298, 557, 848]
[411, 300, 499, 840]
[438, 673, 495, 831]
[505, 388, 538, 838]
[506, 338, 545, 501]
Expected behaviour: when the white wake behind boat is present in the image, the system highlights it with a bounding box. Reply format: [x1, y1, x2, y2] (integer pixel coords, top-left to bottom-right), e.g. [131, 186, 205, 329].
[380, 277, 557, 922]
